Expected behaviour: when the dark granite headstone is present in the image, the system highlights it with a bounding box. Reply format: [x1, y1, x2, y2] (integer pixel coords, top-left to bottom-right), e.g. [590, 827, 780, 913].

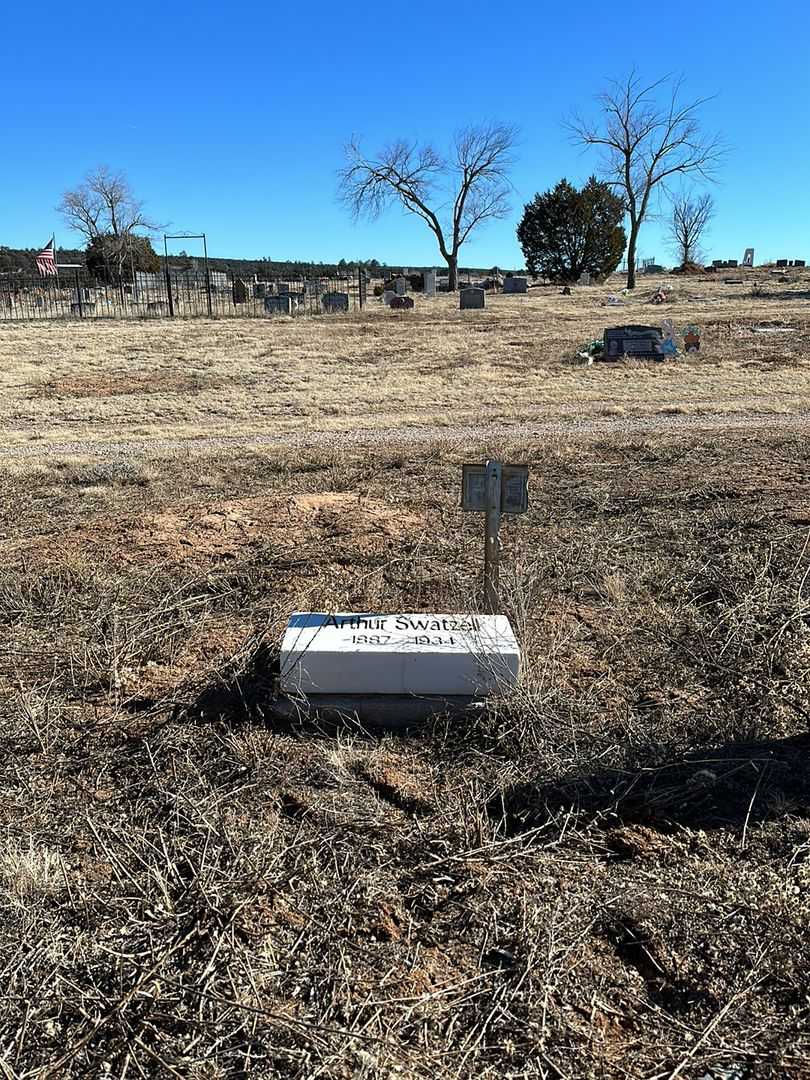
[322, 291, 349, 313]
[603, 325, 664, 360]
[265, 295, 293, 315]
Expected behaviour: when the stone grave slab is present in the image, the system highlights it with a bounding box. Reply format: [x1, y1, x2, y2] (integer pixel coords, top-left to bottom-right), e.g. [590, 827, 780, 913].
[460, 287, 485, 310]
[321, 291, 349, 312]
[280, 612, 519, 696]
[503, 276, 528, 294]
[265, 295, 293, 315]
[604, 324, 664, 360]
[394, 276, 408, 295]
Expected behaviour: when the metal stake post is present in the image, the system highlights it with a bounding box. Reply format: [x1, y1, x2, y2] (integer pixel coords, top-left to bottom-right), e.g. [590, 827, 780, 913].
[203, 233, 212, 317]
[483, 459, 502, 614]
[74, 268, 83, 319]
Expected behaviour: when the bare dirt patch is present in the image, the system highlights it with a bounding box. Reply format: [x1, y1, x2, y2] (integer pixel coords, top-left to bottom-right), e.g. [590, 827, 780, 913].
[31, 370, 219, 399]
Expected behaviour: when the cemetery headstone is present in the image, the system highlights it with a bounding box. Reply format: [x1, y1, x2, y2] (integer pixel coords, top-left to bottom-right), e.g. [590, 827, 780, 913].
[743, 248, 755, 267]
[321, 291, 349, 313]
[383, 290, 395, 306]
[603, 324, 664, 360]
[502, 276, 528, 294]
[423, 269, 437, 297]
[578, 271, 591, 285]
[280, 612, 520, 696]
[394, 276, 408, 296]
[776, 260, 788, 268]
[795, 259, 806, 268]
[460, 287, 485, 310]
[265, 295, 293, 316]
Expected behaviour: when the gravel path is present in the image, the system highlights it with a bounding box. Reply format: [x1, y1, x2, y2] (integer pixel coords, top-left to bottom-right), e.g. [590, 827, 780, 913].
[2, 409, 809, 459]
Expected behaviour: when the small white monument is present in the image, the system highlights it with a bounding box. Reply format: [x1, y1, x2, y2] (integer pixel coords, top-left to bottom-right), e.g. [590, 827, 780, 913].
[423, 268, 437, 297]
[280, 612, 519, 696]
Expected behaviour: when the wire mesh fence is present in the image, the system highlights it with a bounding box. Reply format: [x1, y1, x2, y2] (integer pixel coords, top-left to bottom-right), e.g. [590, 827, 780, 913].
[0, 267, 368, 322]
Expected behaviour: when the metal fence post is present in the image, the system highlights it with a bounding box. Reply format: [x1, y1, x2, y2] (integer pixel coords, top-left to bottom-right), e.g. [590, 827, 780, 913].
[203, 233, 213, 317]
[74, 268, 83, 319]
[483, 459, 502, 614]
[163, 235, 174, 317]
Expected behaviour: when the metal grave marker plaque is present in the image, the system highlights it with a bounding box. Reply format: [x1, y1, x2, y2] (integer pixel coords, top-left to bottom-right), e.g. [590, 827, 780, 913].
[462, 463, 529, 514]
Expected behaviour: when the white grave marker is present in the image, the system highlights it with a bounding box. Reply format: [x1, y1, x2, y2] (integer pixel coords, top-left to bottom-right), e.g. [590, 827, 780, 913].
[280, 612, 519, 696]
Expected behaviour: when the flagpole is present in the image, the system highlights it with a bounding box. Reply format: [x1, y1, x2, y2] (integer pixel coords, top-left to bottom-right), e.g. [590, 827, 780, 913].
[53, 233, 59, 282]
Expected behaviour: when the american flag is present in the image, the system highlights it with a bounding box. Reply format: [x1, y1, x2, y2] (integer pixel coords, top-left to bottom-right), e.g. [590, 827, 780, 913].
[35, 238, 57, 276]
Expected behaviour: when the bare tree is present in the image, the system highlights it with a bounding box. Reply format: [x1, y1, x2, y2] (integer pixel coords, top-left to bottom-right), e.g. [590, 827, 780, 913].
[669, 190, 714, 267]
[571, 73, 724, 288]
[338, 124, 517, 290]
[58, 166, 161, 278]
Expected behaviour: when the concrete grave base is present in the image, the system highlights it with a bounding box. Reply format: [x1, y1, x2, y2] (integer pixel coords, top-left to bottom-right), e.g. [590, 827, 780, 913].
[273, 692, 483, 730]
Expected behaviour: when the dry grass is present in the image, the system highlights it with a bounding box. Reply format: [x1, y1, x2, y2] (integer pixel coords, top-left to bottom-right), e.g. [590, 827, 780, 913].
[1, 422, 809, 1076]
[1, 280, 809, 1075]
[2, 272, 810, 448]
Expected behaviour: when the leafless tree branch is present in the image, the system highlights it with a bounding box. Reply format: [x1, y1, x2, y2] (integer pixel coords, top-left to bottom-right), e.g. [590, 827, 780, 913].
[570, 71, 726, 287]
[58, 166, 164, 276]
[338, 124, 517, 289]
[668, 189, 715, 266]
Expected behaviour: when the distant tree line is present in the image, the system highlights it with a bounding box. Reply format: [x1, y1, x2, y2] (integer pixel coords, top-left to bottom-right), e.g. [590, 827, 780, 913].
[0, 243, 395, 281]
[23, 76, 725, 291]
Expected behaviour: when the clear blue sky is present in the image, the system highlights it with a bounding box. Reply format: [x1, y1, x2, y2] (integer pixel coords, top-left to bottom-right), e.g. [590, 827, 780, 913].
[1, 0, 807, 268]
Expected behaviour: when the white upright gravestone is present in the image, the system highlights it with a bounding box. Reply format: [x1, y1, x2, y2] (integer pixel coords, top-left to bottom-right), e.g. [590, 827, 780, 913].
[280, 612, 519, 696]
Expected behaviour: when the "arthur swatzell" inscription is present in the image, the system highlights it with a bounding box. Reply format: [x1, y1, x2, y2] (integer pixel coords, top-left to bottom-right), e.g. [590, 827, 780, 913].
[324, 614, 482, 633]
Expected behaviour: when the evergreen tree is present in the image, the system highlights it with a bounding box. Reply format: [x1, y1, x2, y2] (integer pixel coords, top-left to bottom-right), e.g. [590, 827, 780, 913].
[516, 177, 626, 282]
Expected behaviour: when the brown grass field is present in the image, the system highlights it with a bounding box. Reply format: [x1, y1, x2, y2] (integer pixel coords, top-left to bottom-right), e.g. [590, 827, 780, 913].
[0, 273, 809, 1078]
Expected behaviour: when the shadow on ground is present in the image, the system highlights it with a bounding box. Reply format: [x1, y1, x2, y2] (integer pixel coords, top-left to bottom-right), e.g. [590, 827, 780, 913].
[176, 640, 421, 739]
[489, 733, 810, 836]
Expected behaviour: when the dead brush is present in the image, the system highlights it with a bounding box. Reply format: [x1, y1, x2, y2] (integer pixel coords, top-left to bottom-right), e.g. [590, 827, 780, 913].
[1, 429, 810, 1077]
